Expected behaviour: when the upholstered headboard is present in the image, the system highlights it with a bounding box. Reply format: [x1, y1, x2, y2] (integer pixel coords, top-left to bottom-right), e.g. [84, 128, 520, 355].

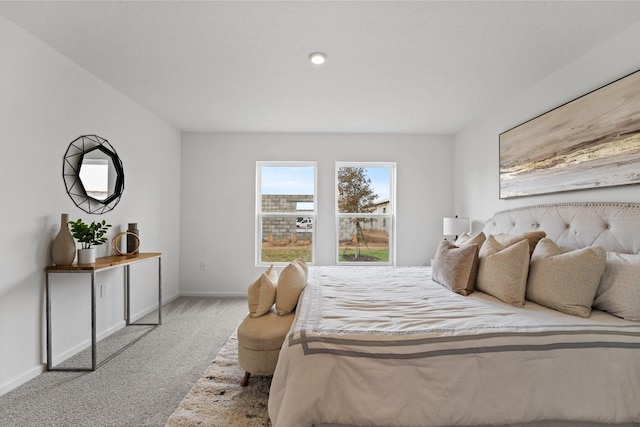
[483, 202, 640, 255]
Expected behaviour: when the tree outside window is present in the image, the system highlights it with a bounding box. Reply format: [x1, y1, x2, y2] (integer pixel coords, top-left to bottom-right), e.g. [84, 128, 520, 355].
[336, 163, 395, 264]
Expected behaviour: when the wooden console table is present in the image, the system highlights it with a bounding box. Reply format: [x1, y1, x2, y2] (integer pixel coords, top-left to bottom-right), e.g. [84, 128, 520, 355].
[45, 252, 162, 371]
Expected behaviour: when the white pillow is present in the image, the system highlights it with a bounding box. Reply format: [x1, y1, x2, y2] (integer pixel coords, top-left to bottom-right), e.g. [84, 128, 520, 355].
[476, 236, 530, 307]
[527, 238, 606, 318]
[593, 252, 640, 321]
[276, 261, 307, 315]
[247, 265, 278, 318]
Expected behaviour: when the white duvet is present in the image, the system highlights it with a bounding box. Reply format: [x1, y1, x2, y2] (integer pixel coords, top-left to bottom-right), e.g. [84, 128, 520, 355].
[268, 266, 640, 427]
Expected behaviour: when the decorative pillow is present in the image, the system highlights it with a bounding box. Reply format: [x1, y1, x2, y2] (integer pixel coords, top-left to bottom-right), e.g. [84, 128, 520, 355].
[432, 239, 479, 296]
[476, 236, 530, 307]
[247, 265, 278, 318]
[593, 252, 640, 321]
[493, 231, 546, 256]
[276, 261, 307, 315]
[455, 231, 486, 248]
[292, 257, 308, 281]
[526, 238, 606, 318]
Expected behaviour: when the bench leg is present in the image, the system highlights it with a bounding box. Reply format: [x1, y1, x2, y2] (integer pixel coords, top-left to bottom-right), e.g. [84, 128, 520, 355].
[241, 371, 251, 387]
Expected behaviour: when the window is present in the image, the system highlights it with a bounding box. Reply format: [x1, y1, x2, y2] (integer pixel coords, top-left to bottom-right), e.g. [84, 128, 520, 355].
[79, 158, 109, 200]
[336, 162, 395, 264]
[256, 162, 316, 265]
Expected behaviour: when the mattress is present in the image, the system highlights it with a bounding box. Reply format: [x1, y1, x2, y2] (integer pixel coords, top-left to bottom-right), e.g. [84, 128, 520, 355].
[268, 266, 640, 427]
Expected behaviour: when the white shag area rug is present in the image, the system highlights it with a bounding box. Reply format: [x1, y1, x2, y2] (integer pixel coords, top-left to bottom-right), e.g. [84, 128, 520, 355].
[165, 332, 272, 427]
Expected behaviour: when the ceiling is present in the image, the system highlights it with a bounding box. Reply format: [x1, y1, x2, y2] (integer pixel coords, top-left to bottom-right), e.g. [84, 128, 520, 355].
[2, 1, 640, 134]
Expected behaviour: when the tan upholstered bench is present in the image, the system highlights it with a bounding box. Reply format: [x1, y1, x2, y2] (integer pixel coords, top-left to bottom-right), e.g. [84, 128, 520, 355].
[239, 258, 307, 386]
[237, 308, 295, 386]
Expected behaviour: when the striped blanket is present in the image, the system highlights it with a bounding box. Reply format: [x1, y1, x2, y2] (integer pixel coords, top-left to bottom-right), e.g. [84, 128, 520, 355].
[268, 266, 640, 427]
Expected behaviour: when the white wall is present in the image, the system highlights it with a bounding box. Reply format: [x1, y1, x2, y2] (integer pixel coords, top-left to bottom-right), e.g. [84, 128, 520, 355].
[8, 1, 636, 398]
[454, 21, 640, 230]
[180, 133, 453, 296]
[0, 16, 181, 395]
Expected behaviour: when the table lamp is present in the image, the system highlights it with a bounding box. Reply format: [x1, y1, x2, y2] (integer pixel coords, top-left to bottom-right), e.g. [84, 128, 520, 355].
[443, 216, 470, 241]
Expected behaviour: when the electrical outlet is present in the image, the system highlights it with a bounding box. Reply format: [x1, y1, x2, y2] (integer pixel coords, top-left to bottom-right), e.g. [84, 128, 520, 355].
[199, 262, 207, 271]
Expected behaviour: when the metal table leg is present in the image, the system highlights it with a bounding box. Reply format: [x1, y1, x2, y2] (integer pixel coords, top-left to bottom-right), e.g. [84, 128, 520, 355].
[46, 272, 52, 371]
[91, 270, 97, 370]
[45, 254, 161, 372]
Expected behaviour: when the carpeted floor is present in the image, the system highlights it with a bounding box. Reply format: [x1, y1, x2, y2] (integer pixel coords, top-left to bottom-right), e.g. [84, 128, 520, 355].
[165, 332, 271, 427]
[0, 296, 248, 427]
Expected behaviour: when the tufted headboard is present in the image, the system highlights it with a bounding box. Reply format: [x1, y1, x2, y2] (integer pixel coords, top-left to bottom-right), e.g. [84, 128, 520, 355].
[483, 202, 640, 255]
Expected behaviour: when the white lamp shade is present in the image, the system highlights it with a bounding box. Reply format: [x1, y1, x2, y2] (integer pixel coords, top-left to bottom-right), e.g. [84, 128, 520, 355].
[443, 217, 470, 236]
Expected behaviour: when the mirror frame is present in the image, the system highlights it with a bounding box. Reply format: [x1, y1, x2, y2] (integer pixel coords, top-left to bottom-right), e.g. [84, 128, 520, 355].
[63, 135, 125, 214]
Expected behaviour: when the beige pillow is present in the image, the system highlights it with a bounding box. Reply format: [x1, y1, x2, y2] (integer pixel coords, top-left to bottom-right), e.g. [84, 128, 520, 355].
[593, 252, 640, 321]
[247, 265, 278, 318]
[432, 240, 479, 296]
[292, 257, 308, 281]
[476, 236, 530, 307]
[526, 238, 606, 318]
[276, 261, 307, 315]
[455, 231, 486, 248]
[493, 231, 546, 256]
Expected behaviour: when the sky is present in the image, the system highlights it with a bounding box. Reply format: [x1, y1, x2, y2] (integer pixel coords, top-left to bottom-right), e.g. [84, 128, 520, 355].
[365, 167, 391, 201]
[261, 165, 391, 201]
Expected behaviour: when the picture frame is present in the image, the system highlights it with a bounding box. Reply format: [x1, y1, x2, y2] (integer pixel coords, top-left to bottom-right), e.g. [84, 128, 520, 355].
[499, 69, 640, 199]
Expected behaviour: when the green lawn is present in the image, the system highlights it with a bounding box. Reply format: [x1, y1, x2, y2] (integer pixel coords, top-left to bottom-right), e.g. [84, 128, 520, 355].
[261, 247, 389, 263]
[339, 248, 389, 262]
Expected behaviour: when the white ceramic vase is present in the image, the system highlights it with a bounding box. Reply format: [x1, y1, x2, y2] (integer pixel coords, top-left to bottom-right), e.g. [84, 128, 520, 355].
[78, 248, 96, 265]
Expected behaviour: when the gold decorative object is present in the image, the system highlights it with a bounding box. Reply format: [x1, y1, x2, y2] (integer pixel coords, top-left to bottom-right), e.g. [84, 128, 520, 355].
[112, 231, 140, 255]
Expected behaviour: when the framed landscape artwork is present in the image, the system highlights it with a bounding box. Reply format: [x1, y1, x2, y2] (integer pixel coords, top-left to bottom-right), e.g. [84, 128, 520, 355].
[499, 69, 640, 199]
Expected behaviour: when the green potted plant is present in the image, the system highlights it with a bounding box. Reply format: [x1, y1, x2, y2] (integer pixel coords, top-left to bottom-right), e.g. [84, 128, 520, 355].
[69, 218, 112, 264]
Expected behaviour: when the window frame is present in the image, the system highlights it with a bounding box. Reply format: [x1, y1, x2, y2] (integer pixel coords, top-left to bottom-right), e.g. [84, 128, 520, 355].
[256, 161, 317, 267]
[335, 162, 396, 266]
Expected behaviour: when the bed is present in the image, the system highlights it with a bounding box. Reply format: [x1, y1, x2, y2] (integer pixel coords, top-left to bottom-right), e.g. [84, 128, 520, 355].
[268, 202, 640, 427]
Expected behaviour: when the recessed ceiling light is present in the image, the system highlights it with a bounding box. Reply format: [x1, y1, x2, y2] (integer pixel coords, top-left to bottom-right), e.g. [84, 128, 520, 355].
[309, 52, 326, 65]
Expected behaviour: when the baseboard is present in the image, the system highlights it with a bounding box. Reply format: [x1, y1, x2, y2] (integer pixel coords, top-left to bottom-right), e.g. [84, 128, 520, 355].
[1, 320, 127, 396]
[179, 291, 247, 298]
[53, 293, 180, 362]
[0, 365, 43, 397]
[128, 292, 180, 323]
[50, 320, 127, 367]
[1, 292, 237, 397]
